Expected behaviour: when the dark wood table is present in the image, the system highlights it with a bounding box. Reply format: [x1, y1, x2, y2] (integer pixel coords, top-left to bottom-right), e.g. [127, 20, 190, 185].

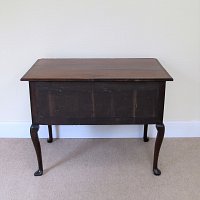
[21, 58, 173, 176]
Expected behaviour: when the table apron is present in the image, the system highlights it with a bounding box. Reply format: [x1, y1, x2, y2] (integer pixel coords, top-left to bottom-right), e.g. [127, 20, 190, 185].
[29, 81, 166, 125]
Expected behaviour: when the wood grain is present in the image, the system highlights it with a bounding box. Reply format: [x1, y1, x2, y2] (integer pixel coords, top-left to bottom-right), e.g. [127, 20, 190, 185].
[29, 81, 165, 125]
[21, 58, 173, 81]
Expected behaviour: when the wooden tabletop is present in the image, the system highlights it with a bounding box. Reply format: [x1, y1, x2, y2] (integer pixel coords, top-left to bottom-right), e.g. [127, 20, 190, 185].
[21, 58, 173, 81]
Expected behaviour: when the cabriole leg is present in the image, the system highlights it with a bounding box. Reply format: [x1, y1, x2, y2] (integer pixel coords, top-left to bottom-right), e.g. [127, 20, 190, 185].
[30, 124, 43, 176]
[143, 124, 149, 142]
[153, 124, 165, 176]
[47, 125, 53, 143]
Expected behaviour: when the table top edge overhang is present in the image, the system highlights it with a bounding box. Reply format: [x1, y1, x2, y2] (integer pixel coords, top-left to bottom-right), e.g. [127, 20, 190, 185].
[21, 78, 173, 81]
[20, 58, 173, 81]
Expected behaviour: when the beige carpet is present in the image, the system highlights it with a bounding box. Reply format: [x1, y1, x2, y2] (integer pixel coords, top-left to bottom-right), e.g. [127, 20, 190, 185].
[0, 138, 200, 200]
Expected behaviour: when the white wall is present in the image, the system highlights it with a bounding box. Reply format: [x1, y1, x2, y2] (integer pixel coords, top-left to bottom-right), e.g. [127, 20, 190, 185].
[0, 0, 199, 137]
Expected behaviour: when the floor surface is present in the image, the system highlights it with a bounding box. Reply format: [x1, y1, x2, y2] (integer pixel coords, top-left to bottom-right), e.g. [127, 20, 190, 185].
[0, 138, 200, 200]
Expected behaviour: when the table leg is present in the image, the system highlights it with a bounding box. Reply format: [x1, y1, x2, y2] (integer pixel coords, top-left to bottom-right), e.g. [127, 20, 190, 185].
[30, 124, 43, 176]
[47, 125, 53, 143]
[143, 124, 149, 142]
[153, 124, 165, 176]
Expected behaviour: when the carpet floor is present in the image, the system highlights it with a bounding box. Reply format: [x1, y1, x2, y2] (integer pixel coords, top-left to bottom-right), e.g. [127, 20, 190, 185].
[0, 138, 200, 200]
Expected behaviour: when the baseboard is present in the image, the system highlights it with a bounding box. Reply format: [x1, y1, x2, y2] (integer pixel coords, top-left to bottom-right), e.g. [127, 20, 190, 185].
[0, 121, 199, 138]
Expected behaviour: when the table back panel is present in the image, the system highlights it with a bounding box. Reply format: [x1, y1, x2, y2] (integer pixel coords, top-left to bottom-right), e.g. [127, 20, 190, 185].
[29, 81, 165, 125]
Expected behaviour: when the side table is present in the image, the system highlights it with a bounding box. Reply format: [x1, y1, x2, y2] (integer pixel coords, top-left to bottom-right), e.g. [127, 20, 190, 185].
[21, 58, 173, 176]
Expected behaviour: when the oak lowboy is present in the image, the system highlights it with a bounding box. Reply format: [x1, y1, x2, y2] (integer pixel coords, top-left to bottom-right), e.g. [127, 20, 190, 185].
[21, 58, 173, 176]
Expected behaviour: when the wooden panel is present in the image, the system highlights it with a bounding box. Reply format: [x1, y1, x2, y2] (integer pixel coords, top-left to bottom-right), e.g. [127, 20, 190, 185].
[29, 81, 165, 125]
[21, 58, 173, 81]
[93, 82, 164, 122]
[93, 83, 133, 118]
[30, 82, 93, 124]
[135, 83, 159, 118]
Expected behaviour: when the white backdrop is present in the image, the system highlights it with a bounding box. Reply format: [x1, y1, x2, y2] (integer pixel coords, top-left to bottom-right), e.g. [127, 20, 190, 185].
[0, 0, 199, 137]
